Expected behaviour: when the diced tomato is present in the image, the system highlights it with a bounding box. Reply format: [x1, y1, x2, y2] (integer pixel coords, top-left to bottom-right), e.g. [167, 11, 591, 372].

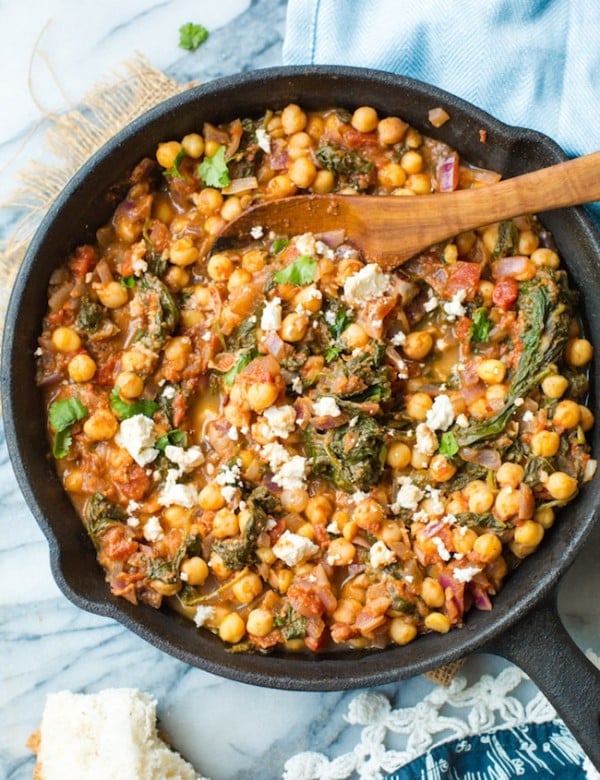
[445, 261, 481, 300]
[492, 277, 519, 310]
[102, 525, 138, 561]
[341, 126, 379, 149]
[69, 245, 97, 279]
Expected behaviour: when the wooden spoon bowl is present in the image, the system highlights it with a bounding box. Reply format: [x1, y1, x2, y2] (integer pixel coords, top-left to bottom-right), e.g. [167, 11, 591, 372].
[212, 150, 600, 267]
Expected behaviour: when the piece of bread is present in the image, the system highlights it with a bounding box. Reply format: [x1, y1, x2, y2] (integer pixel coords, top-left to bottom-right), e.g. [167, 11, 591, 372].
[28, 688, 205, 779]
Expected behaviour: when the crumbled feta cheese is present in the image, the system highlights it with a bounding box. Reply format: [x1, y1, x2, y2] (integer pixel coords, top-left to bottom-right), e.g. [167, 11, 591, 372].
[415, 423, 439, 456]
[425, 394, 455, 431]
[127, 516, 140, 528]
[216, 461, 242, 487]
[521, 410, 535, 423]
[391, 331, 406, 346]
[132, 258, 148, 276]
[250, 225, 264, 239]
[165, 445, 204, 473]
[352, 490, 370, 504]
[392, 477, 424, 512]
[228, 426, 239, 441]
[349, 416, 359, 427]
[255, 128, 271, 153]
[194, 605, 216, 628]
[220, 485, 239, 502]
[312, 396, 342, 417]
[260, 441, 290, 471]
[273, 530, 319, 566]
[453, 565, 483, 583]
[291, 375, 303, 394]
[326, 519, 341, 535]
[442, 290, 467, 320]
[370, 540, 396, 568]
[260, 297, 282, 331]
[432, 536, 452, 561]
[143, 516, 163, 543]
[404, 574, 414, 584]
[126, 500, 140, 513]
[272, 456, 307, 490]
[324, 309, 337, 326]
[115, 415, 159, 467]
[514, 397, 524, 407]
[396, 357, 409, 380]
[295, 232, 316, 256]
[161, 385, 176, 399]
[343, 263, 391, 305]
[315, 240, 334, 259]
[455, 413, 469, 428]
[158, 469, 199, 508]
[34, 346, 43, 356]
[263, 404, 297, 439]
[202, 331, 212, 342]
[423, 292, 439, 312]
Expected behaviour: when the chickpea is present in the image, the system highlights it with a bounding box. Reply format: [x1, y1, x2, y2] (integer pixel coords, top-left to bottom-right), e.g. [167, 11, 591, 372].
[219, 612, 246, 644]
[473, 532, 503, 563]
[564, 337, 593, 367]
[241, 249, 267, 273]
[204, 214, 227, 236]
[336, 257, 363, 283]
[467, 483, 495, 514]
[203, 139, 222, 158]
[227, 268, 253, 292]
[287, 131, 313, 159]
[341, 322, 370, 349]
[164, 336, 192, 371]
[180, 132, 204, 158]
[421, 577, 445, 608]
[51, 326, 82, 353]
[482, 224, 500, 255]
[281, 103, 307, 135]
[390, 619, 418, 645]
[194, 187, 223, 215]
[377, 116, 408, 145]
[232, 572, 263, 604]
[63, 468, 84, 493]
[181, 556, 209, 586]
[353, 498, 384, 530]
[278, 488, 308, 514]
[381, 519, 405, 546]
[305, 495, 333, 525]
[579, 405, 595, 432]
[169, 237, 199, 267]
[378, 162, 407, 190]
[246, 381, 280, 413]
[332, 598, 362, 625]
[407, 173, 432, 195]
[67, 353, 97, 383]
[288, 156, 317, 189]
[156, 140, 182, 169]
[493, 486, 520, 521]
[198, 483, 226, 511]
[517, 229, 540, 255]
[164, 266, 190, 292]
[411, 448, 431, 470]
[114, 371, 144, 400]
[162, 505, 189, 529]
[496, 462, 524, 489]
[280, 312, 309, 342]
[452, 526, 477, 554]
[443, 243, 458, 265]
[95, 280, 129, 309]
[404, 127, 422, 148]
[478, 280, 495, 307]
[541, 374, 568, 399]
[468, 397, 489, 420]
[429, 454, 458, 483]
[456, 230, 477, 255]
[121, 349, 154, 374]
[510, 541, 538, 559]
[552, 399, 581, 429]
[403, 331, 433, 361]
[221, 196, 243, 222]
[207, 253, 235, 282]
[351, 106, 379, 133]
[246, 608, 274, 637]
[406, 392, 433, 421]
[546, 471, 578, 500]
[535, 505, 555, 529]
[296, 522, 316, 541]
[530, 247, 560, 268]
[477, 359, 506, 385]
[514, 520, 545, 548]
[531, 430, 560, 457]
[327, 538, 356, 566]
[293, 285, 322, 313]
[386, 441, 412, 470]
[311, 169, 335, 194]
[399, 150, 422, 174]
[265, 174, 297, 199]
[212, 508, 239, 539]
[424, 612, 451, 634]
[485, 384, 507, 408]
[83, 409, 118, 441]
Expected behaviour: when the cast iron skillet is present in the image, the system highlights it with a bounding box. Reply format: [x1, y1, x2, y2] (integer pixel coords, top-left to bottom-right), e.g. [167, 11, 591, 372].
[2, 66, 600, 765]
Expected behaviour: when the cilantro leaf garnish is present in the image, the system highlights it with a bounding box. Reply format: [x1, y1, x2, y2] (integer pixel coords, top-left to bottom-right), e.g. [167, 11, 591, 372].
[164, 148, 187, 179]
[439, 431, 459, 458]
[109, 387, 159, 420]
[468, 307, 493, 343]
[156, 429, 188, 452]
[49, 398, 88, 458]
[178, 22, 209, 51]
[120, 276, 136, 288]
[273, 255, 318, 286]
[197, 146, 230, 189]
[271, 237, 290, 254]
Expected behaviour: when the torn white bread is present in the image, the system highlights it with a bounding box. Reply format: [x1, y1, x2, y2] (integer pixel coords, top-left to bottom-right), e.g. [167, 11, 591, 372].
[32, 688, 206, 780]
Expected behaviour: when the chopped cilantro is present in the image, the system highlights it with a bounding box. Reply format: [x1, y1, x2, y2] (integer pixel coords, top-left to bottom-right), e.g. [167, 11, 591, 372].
[109, 387, 159, 420]
[439, 431, 459, 458]
[178, 22, 209, 52]
[156, 429, 188, 452]
[49, 398, 88, 458]
[222, 350, 258, 386]
[197, 146, 230, 189]
[273, 255, 317, 286]
[271, 237, 290, 254]
[120, 276, 136, 288]
[164, 148, 187, 179]
[468, 307, 493, 343]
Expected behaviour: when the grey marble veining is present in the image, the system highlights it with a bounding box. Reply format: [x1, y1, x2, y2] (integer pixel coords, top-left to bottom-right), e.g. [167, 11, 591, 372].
[1, 1, 599, 778]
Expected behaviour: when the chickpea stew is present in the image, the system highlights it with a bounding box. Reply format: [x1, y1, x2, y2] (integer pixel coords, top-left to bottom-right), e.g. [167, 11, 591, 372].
[37, 103, 596, 653]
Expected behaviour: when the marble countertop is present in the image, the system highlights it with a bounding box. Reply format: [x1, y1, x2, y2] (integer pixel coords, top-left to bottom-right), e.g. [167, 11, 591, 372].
[1, 2, 599, 779]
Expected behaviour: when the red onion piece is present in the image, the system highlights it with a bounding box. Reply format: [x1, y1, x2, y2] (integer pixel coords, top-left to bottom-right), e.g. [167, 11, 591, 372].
[492, 255, 532, 279]
[262, 330, 286, 360]
[459, 447, 502, 470]
[315, 229, 346, 248]
[437, 153, 460, 192]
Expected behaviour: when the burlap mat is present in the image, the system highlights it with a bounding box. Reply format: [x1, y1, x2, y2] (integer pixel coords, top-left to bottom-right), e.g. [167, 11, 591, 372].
[0, 54, 464, 686]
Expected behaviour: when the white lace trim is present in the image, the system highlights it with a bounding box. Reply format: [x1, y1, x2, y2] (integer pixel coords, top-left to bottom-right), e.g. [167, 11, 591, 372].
[282, 667, 560, 780]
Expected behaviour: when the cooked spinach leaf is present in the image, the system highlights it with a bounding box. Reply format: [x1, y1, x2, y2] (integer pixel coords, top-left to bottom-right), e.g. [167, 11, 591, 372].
[86, 493, 127, 548]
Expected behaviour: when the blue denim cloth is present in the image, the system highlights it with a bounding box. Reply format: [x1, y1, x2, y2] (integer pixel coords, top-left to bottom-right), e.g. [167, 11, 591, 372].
[283, 0, 600, 160]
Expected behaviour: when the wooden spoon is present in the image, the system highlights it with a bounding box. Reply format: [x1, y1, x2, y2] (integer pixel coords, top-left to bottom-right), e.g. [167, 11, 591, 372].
[211, 151, 600, 268]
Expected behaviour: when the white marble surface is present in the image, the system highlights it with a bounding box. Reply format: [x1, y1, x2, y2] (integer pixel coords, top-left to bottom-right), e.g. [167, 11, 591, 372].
[1, 2, 599, 779]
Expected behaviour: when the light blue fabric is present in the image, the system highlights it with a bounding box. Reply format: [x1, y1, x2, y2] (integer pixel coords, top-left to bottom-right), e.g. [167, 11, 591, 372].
[282, 0, 600, 160]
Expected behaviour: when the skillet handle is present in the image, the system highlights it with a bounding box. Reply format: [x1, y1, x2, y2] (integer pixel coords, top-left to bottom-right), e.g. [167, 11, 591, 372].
[484, 593, 600, 770]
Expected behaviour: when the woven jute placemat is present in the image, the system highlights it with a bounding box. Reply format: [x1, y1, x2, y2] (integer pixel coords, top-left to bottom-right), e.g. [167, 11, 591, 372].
[0, 54, 465, 686]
